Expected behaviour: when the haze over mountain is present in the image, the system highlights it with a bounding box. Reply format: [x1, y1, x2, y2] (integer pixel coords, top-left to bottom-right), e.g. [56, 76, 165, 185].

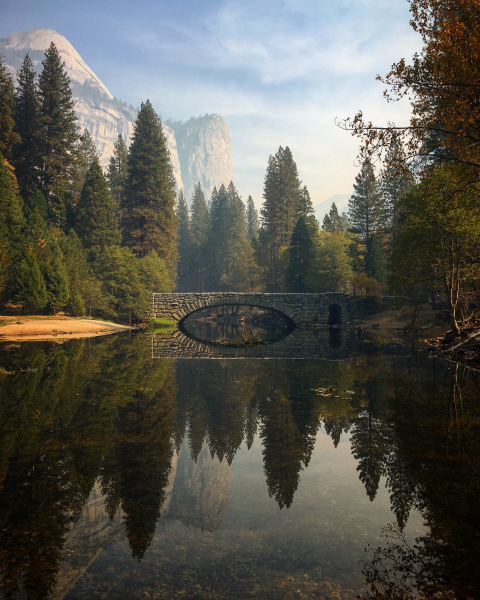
[314, 194, 351, 224]
[0, 28, 233, 201]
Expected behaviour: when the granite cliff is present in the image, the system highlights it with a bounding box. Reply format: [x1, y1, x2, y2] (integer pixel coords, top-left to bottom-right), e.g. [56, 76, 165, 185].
[0, 28, 233, 199]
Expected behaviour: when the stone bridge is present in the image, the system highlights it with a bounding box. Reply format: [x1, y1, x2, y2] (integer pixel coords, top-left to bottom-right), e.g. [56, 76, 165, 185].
[151, 292, 351, 327]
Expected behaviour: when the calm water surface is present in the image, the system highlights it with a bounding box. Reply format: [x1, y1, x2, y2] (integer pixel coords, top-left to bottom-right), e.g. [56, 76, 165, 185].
[0, 328, 479, 600]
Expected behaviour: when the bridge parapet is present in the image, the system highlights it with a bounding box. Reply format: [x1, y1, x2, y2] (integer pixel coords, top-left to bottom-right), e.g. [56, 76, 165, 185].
[152, 292, 350, 326]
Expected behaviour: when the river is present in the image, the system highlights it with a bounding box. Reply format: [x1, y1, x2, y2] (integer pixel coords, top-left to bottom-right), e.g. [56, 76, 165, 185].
[0, 322, 478, 599]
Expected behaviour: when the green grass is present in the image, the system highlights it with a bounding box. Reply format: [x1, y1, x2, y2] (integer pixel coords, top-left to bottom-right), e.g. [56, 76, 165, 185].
[148, 317, 176, 329]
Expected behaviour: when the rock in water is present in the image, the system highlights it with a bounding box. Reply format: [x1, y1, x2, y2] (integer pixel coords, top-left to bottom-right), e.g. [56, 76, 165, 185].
[0, 28, 233, 197]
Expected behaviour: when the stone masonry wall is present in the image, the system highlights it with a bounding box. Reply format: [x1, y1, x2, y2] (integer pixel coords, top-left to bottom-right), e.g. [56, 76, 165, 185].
[151, 293, 351, 326]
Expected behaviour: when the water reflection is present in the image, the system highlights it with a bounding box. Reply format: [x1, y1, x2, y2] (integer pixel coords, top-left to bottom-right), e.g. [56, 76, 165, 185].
[0, 335, 478, 599]
[180, 305, 294, 345]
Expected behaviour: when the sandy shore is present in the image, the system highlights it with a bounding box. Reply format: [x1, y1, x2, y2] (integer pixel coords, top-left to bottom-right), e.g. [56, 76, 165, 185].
[0, 316, 134, 341]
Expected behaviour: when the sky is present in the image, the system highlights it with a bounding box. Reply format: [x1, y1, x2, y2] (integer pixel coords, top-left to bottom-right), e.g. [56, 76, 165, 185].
[0, 0, 423, 207]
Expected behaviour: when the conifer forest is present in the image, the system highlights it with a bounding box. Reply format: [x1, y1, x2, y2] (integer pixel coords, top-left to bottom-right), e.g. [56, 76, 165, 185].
[1, 0, 479, 338]
[2, 2, 480, 600]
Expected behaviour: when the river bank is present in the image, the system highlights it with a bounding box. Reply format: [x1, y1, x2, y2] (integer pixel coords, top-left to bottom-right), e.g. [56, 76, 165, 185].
[0, 316, 134, 341]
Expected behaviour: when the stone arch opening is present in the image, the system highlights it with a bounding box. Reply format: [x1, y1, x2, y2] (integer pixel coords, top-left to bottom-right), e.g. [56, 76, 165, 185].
[328, 303, 342, 326]
[178, 303, 296, 346]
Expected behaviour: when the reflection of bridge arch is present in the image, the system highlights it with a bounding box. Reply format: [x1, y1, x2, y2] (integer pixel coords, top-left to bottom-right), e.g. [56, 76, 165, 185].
[151, 328, 352, 360]
[152, 292, 351, 326]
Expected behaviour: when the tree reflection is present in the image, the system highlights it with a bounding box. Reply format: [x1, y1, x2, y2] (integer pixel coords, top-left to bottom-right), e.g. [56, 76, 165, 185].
[0, 335, 176, 595]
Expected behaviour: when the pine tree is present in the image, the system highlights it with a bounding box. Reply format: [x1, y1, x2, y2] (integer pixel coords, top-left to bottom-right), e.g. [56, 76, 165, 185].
[0, 150, 24, 299]
[76, 157, 121, 252]
[364, 233, 386, 284]
[28, 190, 48, 220]
[37, 42, 79, 198]
[14, 254, 47, 312]
[107, 134, 128, 212]
[176, 189, 192, 291]
[381, 135, 412, 237]
[0, 151, 24, 250]
[206, 183, 230, 289]
[47, 191, 67, 231]
[77, 128, 98, 181]
[296, 185, 317, 234]
[348, 160, 383, 241]
[322, 202, 344, 232]
[286, 217, 313, 292]
[122, 100, 177, 276]
[189, 182, 209, 291]
[259, 146, 302, 290]
[42, 237, 70, 312]
[190, 183, 209, 245]
[0, 56, 20, 161]
[246, 195, 259, 240]
[13, 55, 40, 200]
[226, 181, 247, 259]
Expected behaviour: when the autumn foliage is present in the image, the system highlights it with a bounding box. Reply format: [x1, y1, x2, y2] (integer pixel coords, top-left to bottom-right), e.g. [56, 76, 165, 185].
[340, 0, 480, 170]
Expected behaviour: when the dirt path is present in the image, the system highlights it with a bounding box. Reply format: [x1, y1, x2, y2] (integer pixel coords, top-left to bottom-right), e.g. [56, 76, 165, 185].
[0, 316, 134, 341]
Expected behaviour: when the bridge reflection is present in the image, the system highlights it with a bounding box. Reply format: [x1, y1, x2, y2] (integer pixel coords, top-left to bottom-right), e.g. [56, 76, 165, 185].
[151, 327, 352, 360]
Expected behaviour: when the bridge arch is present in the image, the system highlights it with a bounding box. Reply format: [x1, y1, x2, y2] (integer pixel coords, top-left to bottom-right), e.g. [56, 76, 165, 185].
[328, 303, 342, 326]
[177, 302, 296, 332]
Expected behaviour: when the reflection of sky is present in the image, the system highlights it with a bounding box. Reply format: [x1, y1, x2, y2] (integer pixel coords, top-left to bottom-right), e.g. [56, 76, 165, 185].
[2, 0, 422, 204]
[67, 431, 425, 598]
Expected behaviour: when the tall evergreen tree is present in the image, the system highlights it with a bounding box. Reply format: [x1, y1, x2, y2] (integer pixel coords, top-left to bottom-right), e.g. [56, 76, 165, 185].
[348, 160, 383, 241]
[176, 189, 192, 291]
[0, 55, 20, 161]
[189, 182, 210, 291]
[190, 182, 209, 246]
[296, 185, 317, 234]
[381, 135, 412, 237]
[364, 233, 386, 284]
[206, 183, 230, 289]
[246, 195, 259, 240]
[121, 100, 178, 277]
[322, 202, 344, 232]
[107, 134, 129, 212]
[0, 150, 24, 251]
[14, 254, 47, 312]
[226, 181, 247, 259]
[76, 157, 121, 253]
[37, 42, 79, 198]
[0, 150, 24, 298]
[13, 55, 40, 200]
[260, 146, 302, 289]
[286, 217, 314, 292]
[77, 128, 98, 181]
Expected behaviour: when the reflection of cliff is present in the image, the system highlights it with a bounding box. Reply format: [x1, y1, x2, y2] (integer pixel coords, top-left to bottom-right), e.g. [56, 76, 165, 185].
[50, 482, 123, 600]
[49, 453, 178, 600]
[166, 442, 231, 531]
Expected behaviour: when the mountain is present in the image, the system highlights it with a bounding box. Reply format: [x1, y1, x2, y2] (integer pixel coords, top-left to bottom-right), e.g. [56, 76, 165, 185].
[314, 193, 351, 224]
[0, 28, 233, 200]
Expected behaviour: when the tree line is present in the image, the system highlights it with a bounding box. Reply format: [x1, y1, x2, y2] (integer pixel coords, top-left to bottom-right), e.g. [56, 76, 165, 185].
[340, 0, 480, 336]
[175, 141, 406, 299]
[0, 43, 176, 321]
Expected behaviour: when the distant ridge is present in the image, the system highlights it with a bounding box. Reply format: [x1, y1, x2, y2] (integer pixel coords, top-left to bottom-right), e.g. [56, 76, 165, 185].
[0, 28, 233, 199]
[313, 193, 351, 223]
